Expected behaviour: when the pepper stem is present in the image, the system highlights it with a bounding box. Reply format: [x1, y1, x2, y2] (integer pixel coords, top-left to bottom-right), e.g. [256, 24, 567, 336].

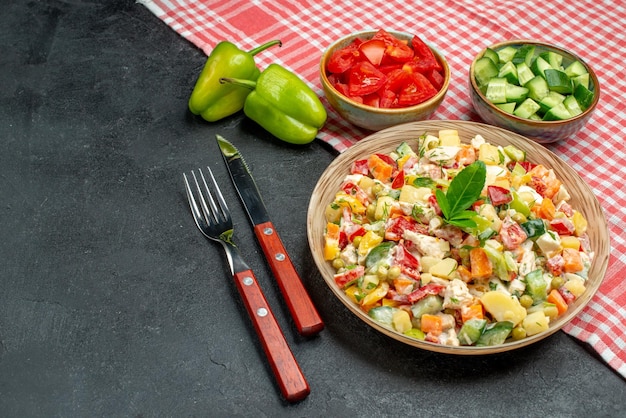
[220, 77, 257, 90]
[248, 39, 282, 56]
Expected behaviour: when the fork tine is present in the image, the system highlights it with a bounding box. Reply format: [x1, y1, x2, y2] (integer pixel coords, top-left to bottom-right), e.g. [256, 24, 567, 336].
[183, 172, 206, 230]
[198, 166, 230, 224]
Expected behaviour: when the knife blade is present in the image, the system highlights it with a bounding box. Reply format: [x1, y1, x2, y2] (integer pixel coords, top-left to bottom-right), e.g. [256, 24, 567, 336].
[216, 134, 324, 337]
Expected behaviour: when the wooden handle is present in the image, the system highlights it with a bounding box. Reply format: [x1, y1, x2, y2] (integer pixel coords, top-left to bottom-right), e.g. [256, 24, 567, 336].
[233, 269, 310, 402]
[254, 221, 325, 336]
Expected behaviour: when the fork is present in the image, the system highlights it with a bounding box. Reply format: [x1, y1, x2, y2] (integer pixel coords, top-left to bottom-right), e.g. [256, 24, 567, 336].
[183, 167, 310, 402]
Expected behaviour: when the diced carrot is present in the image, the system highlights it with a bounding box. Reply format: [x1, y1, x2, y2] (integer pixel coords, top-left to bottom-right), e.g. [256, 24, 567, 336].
[456, 264, 472, 282]
[532, 197, 556, 220]
[543, 177, 562, 199]
[393, 276, 416, 295]
[461, 303, 484, 322]
[469, 247, 492, 279]
[547, 289, 568, 315]
[562, 247, 584, 273]
[368, 154, 394, 182]
[420, 314, 443, 336]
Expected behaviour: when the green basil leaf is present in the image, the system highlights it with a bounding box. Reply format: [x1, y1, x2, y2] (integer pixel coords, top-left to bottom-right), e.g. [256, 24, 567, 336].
[445, 161, 486, 218]
[447, 218, 478, 229]
[435, 188, 450, 219]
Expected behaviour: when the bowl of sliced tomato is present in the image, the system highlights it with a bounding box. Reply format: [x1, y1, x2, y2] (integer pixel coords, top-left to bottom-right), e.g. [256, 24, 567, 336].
[320, 29, 450, 131]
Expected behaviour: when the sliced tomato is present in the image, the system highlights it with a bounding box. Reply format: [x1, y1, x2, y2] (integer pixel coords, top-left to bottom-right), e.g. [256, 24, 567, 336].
[359, 39, 386, 66]
[411, 35, 442, 71]
[500, 217, 528, 250]
[327, 45, 361, 74]
[348, 61, 387, 96]
[378, 89, 397, 108]
[383, 68, 412, 93]
[425, 68, 445, 90]
[487, 185, 512, 206]
[397, 72, 438, 106]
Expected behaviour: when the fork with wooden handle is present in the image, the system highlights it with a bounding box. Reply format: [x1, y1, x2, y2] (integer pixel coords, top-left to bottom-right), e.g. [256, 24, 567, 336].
[183, 167, 310, 402]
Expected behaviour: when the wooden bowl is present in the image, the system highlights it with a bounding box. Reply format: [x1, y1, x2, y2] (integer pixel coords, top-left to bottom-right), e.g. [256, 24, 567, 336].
[307, 120, 609, 354]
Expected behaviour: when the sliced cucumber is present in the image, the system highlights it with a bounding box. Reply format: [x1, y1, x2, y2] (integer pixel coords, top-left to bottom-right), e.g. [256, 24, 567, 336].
[497, 46, 518, 63]
[474, 56, 500, 86]
[486, 77, 507, 104]
[539, 51, 564, 69]
[516, 62, 535, 86]
[482, 47, 499, 65]
[495, 102, 516, 114]
[531, 55, 553, 78]
[573, 83, 595, 110]
[544, 69, 572, 94]
[526, 75, 550, 101]
[543, 102, 572, 121]
[505, 83, 529, 103]
[563, 95, 583, 116]
[513, 98, 540, 119]
[512, 44, 536, 67]
[498, 61, 519, 84]
[539, 91, 566, 113]
[564, 60, 588, 78]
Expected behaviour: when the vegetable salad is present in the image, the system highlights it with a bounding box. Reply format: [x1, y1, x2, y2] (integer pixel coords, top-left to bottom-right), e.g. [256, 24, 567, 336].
[323, 130, 592, 346]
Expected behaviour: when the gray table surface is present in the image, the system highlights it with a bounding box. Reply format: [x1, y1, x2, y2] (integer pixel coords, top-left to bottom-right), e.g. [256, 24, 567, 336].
[1, 1, 624, 417]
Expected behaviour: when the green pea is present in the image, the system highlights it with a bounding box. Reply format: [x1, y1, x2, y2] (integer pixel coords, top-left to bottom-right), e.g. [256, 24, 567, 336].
[551, 276, 564, 290]
[332, 258, 344, 270]
[352, 236, 362, 248]
[388, 266, 402, 280]
[512, 326, 527, 340]
[519, 294, 534, 308]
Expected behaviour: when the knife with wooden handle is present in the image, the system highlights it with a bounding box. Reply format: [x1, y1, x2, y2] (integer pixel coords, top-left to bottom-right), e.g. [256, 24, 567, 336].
[217, 135, 324, 337]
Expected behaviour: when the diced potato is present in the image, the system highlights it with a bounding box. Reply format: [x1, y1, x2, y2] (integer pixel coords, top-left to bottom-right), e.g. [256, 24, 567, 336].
[420, 256, 440, 273]
[399, 184, 431, 205]
[420, 272, 433, 285]
[564, 274, 586, 297]
[480, 291, 527, 326]
[358, 176, 375, 194]
[523, 310, 550, 336]
[478, 143, 501, 165]
[439, 129, 461, 146]
[392, 309, 413, 333]
[375, 195, 395, 220]
[325, 203, 342, 223]
[429, 258, 458, 280]
[536, 232, 561, 258]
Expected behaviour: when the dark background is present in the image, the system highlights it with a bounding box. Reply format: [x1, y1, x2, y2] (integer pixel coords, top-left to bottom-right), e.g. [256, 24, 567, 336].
[1, 1, 624, 416]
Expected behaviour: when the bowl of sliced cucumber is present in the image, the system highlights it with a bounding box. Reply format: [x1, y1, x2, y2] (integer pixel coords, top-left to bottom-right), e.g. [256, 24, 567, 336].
[469, 40, 600, 144]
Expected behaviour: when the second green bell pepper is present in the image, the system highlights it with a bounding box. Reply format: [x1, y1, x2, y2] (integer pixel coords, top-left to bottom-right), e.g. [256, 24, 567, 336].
[188, 39, 281, 122]
[220, 64, 327, 144]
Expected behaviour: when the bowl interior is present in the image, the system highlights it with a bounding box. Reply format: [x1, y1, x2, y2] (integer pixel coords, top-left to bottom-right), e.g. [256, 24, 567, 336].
[320, 30, 450, 114]
[307, 120, 609, 354]
[469, 40, 600, 127]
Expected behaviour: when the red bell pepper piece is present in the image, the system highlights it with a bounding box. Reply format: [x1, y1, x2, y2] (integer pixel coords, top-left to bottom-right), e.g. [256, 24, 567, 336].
[334, 265, 365, 288]
[407, 283, 445, 304]
[550, 218, 576, 235]
[350, 159, 369, 175]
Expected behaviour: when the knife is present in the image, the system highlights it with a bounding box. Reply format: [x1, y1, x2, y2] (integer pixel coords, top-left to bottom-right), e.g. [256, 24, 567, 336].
[216, 135, 324, 337]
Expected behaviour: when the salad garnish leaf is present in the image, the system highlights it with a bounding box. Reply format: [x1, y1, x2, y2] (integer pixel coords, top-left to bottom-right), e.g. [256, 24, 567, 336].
[436, 160, 486, 227]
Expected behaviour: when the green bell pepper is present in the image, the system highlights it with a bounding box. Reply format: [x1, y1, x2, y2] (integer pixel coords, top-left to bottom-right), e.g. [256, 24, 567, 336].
[188, 40, 281, 122]
[220, 64, 327, 144]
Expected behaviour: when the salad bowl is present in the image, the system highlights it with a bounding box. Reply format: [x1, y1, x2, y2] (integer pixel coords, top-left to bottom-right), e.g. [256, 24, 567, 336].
[307, 120, 609, 354]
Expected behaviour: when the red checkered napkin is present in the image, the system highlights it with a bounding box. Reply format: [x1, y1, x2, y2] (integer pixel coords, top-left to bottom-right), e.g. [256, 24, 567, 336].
[139, 0, 626, 378]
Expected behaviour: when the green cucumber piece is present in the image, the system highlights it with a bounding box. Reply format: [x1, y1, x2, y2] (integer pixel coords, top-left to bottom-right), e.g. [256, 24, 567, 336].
[572, 73, 590, 89]
[531, 55, 553, 78]
[564, 60, 588, 78]
[474, 56, 500, 86]
[526, 75, 550, 101]
[505, 83, 529, 103]
[544, 69, 573, 94]
[498, 61, 519, 84]
[513, 98, 541, 119]
[539, 51, 564, 69]
[368, 306, 397, 325]
[524, 269, 548, 303]
[512, 44, 536, 67]
[495, 102, 516, 114]
[539, 91, 566, 113]
[573, 83, 595, 110]
[476, 321, 514, 346]
[458, 319, 488, 345]
[483, 47, 499, 65]
[497, 46, 518, 63]
[410, 295, 443, 320]
[543, 102, 572, 121]
[395, 141, 415, 157]
[563, 95, 583, 116]
[503, 144, 526, 162]
[516, 62, 535, 86]
[486, 77, 507, 104]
